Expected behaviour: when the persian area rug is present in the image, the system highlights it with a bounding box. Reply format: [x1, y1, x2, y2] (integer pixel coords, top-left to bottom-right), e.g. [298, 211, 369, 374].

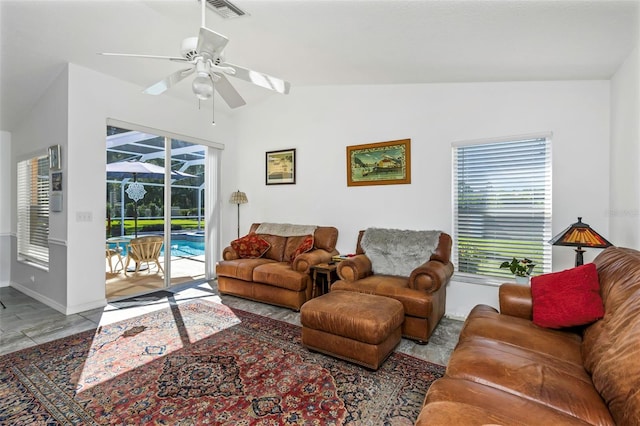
[0, 300, 445, 425]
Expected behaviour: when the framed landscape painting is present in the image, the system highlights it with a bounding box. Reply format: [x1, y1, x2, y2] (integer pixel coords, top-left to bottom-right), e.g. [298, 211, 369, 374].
[346, 139, 411, 186]
[266, 148, 296, 185]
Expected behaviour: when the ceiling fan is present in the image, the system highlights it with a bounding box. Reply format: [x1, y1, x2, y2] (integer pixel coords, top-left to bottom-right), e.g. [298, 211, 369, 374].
[100, 0, 290, 112]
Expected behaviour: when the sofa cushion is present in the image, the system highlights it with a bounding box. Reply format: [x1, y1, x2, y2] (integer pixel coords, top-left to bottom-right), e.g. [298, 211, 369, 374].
[286, 234, 314, 261]
[252, 262, 310, 291]
[460, 304, 583, 366]
[445, 336, 614, 425]
[230, 233, 271, 259]
[531, 263, 604, 329]
[259, 234, 287, 262]
[313, 226, 338, 252]
[419, 378, 607, 426]
[216, 258, 275, 281]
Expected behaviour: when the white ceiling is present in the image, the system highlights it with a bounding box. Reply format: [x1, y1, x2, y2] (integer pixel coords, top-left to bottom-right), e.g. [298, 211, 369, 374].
[1, 0, 638, 132]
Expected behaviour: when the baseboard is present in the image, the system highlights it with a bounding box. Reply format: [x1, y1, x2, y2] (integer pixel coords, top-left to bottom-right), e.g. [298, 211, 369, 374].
[444, 313, 467, 321]
[64, 298, 108, 315]
[10, 282, 107, 315]
[11, 281, 68, 314]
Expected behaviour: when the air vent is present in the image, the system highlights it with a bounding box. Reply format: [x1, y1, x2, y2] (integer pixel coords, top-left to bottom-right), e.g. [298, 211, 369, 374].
[205, 0, 247, 19]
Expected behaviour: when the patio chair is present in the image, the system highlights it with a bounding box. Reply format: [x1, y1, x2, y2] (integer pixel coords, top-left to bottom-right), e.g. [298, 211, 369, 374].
[124, 236, 164, 275]
[105, 244, 123, 273]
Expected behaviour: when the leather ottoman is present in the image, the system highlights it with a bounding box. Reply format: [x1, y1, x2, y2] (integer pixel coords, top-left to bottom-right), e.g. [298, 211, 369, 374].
[300, 290, 404, 370]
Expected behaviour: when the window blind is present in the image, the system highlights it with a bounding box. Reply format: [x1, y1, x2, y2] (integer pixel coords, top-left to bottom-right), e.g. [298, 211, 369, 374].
[453, 135, 552, 280]
[17, 155, 50, 266]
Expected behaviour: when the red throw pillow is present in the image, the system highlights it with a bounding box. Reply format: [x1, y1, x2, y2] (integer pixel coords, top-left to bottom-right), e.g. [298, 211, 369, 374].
[531, 263, 604, 329]
[231, 233, 271, 259]
[290, 235, 314, 261]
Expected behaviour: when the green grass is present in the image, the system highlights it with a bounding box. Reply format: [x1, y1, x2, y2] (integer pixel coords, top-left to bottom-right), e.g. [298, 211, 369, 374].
[106, 218, 204, 236]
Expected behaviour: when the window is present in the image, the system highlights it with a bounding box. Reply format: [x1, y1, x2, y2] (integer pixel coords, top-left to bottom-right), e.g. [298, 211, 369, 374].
[453, 134, 552, 281]
[17, 155, 50, 266]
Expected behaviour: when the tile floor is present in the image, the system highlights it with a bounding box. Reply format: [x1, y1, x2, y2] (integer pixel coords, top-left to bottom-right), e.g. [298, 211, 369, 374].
[0, 281, 464, 365]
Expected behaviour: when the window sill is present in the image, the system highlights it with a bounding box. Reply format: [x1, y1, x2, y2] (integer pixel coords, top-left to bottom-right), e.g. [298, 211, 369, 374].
[17, 258, 49, 272]
[452, 272, 515, 288]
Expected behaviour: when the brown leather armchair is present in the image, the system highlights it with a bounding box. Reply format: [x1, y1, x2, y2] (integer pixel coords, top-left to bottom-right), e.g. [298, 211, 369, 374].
[332, 230, 454, 343]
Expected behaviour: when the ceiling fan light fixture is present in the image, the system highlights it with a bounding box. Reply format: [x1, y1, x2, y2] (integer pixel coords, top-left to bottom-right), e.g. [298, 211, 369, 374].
[192, 73, 214, 100]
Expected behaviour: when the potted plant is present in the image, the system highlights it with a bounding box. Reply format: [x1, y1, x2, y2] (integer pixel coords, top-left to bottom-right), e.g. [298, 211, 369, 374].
[499, 257, 535, 284]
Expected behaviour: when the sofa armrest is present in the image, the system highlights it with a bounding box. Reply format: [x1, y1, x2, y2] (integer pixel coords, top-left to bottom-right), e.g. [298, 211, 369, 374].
[409, 260, 454, 293]
[292, 249, 336, 274]
[222, 246, 240, 261]
[499, 283, 533, 320]
[336, 254, 372, 281]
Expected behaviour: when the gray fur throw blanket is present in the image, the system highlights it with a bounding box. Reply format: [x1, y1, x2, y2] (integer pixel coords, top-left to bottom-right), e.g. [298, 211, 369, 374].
[255, 223, 317, 237]
[361, 228, 441, 276]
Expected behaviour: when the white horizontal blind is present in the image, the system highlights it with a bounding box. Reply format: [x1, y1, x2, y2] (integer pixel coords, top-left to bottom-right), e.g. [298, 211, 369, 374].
[17, 155, 50, 266]
[453, 135, 552, 279]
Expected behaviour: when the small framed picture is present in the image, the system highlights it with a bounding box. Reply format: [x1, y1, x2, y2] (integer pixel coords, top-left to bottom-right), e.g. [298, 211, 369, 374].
[48, 145, 61, 170]
[51, 172, 62, 191]
[266, 148, 296, 185]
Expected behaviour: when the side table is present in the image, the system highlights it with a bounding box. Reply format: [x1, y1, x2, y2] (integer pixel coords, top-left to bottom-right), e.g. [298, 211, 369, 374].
[311, 262, 338, 298]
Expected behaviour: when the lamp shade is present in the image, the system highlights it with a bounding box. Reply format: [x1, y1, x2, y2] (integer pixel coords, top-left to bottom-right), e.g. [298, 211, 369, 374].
[230, 190, 248, 205]
[549, 217, 612, 248]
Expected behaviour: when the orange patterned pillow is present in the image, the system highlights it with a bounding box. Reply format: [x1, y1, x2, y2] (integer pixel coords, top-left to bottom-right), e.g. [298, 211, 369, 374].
[231, 233, 271, 259]
[290, 235, 314, 261]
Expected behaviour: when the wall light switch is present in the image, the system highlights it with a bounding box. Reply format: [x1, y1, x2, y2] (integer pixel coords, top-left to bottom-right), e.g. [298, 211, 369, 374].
[76, 211, 93, 222]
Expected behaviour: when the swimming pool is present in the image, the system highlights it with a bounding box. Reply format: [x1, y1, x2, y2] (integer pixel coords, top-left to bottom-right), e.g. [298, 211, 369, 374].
[163, 239, 205, 257]
[108, 236, 205, 258]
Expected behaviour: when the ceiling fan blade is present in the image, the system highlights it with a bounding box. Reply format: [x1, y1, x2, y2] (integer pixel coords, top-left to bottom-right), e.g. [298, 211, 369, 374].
[223, 63, 291, 95]
[214, 74, 247, 108]
[99, 52, 190, 63]
[143, 67, 195, 95]
[197, 27, 229, 59]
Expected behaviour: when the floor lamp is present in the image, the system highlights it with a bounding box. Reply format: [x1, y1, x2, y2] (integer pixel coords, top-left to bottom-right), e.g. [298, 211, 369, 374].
[230, 190, 248, 238]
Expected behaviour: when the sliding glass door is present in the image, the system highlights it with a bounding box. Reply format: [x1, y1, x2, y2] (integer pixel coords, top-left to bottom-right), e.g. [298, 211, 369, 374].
[105, 124, 210, 300]
[166, 138, 207, 288]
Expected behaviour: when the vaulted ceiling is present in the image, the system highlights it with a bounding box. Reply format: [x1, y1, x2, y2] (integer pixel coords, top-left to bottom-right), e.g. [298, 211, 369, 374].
[1, 0, 638, 131]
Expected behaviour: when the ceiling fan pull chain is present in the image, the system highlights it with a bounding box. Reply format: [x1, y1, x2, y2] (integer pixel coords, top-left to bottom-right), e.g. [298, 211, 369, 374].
[212, 89, 216, 126]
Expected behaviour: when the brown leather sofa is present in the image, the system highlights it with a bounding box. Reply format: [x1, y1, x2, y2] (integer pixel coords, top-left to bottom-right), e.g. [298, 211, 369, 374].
[332, 230, 454, 343]
[416, 246, 640, 425]
[216, 223, 338, 311]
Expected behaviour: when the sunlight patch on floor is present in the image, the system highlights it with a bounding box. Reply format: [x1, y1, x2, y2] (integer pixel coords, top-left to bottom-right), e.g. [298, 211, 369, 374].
[77, 290, 236, 393]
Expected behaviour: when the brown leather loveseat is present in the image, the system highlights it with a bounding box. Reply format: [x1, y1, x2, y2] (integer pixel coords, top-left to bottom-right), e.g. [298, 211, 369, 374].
[417, 246, 640, 425]
[216, 223, 338, 311]
[332, 229, 454, 343]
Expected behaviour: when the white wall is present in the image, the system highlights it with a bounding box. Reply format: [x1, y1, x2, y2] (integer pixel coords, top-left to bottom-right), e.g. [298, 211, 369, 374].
[610, 46, 640, 248]
[0, 131, 11, 286]
[10, 63, 237, 314]
[235, 80, 612, 318]
[5, 64, 630, 319]
[10, 67, 69, 308]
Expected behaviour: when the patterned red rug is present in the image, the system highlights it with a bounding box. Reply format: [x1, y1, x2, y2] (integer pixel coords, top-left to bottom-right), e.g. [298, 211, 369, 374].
[0, 299, 445, 425]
